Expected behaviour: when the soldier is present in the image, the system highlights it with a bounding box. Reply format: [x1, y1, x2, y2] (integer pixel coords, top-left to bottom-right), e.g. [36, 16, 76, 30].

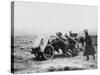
[65, 33, 76, 50]
[56, 32, 65, 41]
[83, 29, 95, 60]
[56, 32, 67, 53]
[69, 31, 72, 37]
[64, 33, 69, 42]
[56, 32, 62, 37]
[78, 36, 85, 47]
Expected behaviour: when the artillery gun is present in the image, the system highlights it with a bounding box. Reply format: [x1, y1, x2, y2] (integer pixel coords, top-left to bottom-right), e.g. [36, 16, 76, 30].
[30, 34, 78, 60]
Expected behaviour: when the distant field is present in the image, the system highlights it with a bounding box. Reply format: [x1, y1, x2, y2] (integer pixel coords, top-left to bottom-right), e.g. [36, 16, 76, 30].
[13, 35, 97, 50]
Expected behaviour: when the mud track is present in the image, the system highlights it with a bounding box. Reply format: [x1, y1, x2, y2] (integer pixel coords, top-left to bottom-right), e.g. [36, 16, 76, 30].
[13, 51, 97, 74]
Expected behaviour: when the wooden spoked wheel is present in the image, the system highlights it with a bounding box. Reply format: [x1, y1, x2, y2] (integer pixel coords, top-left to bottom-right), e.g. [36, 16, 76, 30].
[43, 44, 54, 60]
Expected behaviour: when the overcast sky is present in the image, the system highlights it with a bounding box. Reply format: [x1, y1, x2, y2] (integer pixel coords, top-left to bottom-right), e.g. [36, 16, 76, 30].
[14, 1, 98, 36]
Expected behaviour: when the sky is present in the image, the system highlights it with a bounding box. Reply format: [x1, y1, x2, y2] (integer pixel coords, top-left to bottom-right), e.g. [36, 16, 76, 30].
[14, 1, 98, 36]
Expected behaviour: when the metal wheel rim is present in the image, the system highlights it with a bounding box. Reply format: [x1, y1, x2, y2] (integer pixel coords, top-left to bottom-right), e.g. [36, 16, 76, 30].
[43, 45, 54, 60]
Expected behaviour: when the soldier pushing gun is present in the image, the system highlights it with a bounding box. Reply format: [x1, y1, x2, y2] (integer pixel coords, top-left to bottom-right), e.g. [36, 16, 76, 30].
[83, 29, 95, 61]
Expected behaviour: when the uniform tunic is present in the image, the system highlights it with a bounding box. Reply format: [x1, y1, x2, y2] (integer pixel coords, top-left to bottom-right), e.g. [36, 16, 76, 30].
[83, 34, 95, 56]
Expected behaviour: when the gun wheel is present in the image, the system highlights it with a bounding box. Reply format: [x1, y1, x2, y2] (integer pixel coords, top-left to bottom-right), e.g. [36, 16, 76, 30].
[43, 44, 54, 60]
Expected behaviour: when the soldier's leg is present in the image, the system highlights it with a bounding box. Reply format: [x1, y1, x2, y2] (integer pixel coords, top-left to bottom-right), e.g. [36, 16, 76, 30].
[92, 54, 95, 60]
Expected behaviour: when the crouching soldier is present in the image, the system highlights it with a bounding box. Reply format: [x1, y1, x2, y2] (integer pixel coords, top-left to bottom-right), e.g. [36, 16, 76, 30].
[65, 33, 78, 57]
[83, 29, 95, 61]
[56, 32, 67, 53]
[65, 33, 76, 50]
[56, 32, 65, 41]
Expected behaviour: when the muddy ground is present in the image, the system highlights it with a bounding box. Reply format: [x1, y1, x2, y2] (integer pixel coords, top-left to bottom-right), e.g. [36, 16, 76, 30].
[11, 36, 97, 74]
[12, 49, 97, 74]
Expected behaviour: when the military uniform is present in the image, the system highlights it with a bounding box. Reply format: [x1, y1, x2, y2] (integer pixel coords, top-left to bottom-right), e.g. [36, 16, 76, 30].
[83, 30, 95, 60]
[83, 34, 95, 56]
